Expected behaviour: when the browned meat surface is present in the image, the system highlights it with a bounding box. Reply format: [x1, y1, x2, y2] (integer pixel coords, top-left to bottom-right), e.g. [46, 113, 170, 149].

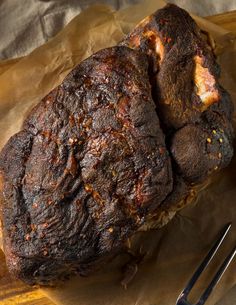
[0, 46, 172, 285]
[0, 4, 234, 286]
[120, 4, 234, 222]
[120, 4, 233, 129]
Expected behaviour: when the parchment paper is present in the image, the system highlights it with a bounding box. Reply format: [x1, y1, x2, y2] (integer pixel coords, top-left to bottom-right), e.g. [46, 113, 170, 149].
[0, 1, 236, 305]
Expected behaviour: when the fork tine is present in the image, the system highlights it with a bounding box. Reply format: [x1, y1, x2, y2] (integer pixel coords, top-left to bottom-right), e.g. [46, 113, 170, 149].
[196, 245, 236, 305]
[196, 243, 236, 305]
[181, 223, 231, 298]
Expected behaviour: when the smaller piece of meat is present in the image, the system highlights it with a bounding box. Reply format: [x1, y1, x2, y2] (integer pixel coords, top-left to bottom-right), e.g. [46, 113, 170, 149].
[120, 3, 234, 225]
[120, 4, 233, 130]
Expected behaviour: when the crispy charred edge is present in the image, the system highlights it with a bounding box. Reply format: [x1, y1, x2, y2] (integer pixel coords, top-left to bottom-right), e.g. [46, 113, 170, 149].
[6, 250, 117, 286]
[0, 131, 36, 282]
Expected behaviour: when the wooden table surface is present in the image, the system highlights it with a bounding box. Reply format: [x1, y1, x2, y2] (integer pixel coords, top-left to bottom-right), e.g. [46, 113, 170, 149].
[0, 9, 235, 305]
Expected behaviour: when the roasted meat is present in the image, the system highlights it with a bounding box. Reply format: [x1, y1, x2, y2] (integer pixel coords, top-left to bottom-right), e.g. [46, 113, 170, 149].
[0, 46, 172, 285]
[0, 4, 234, 286]
[120, 4, 234, 225]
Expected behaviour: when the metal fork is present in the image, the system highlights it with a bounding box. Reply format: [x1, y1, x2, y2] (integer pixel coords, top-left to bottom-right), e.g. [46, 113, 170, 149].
[176, 223, 236, 305]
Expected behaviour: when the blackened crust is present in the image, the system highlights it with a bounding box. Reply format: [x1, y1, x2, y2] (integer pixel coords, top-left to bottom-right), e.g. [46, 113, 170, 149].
[0, 46, 172, 285]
